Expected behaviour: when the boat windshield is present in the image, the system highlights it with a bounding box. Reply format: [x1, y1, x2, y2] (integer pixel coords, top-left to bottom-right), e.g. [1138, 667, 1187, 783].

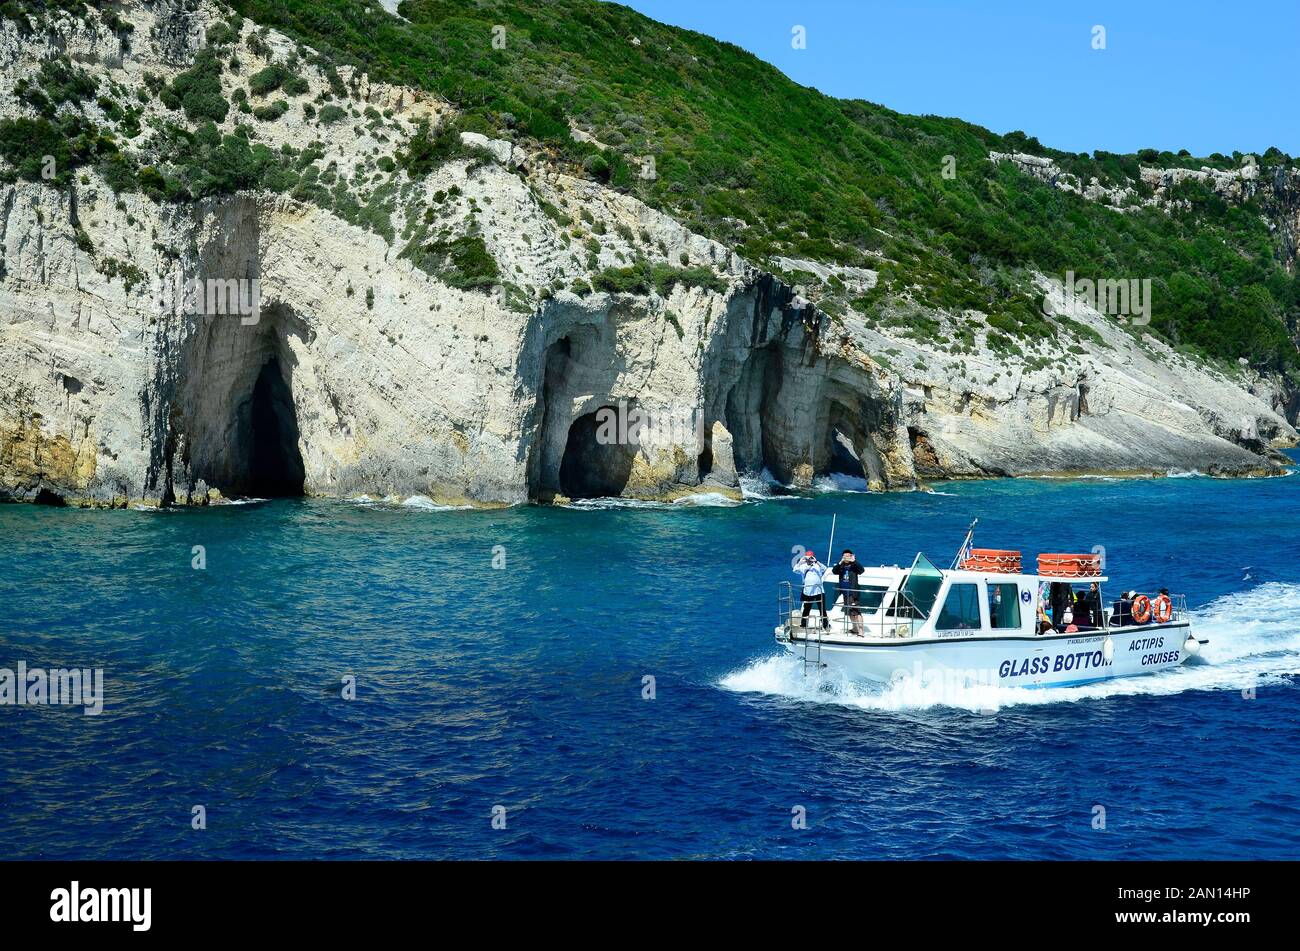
[900, 552, 942, 618]
[856, 585, 889, 611]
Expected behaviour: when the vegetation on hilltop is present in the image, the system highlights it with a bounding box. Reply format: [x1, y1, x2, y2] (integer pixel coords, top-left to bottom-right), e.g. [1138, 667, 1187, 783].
[213, 0, 1300, 371]
[1, 0, 1298, 372]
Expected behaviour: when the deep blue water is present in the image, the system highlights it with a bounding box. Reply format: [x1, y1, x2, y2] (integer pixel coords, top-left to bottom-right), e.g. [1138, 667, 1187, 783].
[2, 466, 1299, 860]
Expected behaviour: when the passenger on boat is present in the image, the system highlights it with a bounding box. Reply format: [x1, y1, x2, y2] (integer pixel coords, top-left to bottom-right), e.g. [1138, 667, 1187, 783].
[1112, 590, 1135, 627]
[1037, 598, 1053, 635]
[1071, 589, 1092, 628]
[1072, 589, 1095, 629]
[1049, 582, 1072, 631]
[832, 549, 867, 636]
[795, 550, 831, 630]
[1083, 582, 1103, 626]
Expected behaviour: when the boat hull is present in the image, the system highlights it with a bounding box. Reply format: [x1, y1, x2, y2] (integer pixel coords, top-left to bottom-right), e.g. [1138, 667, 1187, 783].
[785, 623, 1201, 687]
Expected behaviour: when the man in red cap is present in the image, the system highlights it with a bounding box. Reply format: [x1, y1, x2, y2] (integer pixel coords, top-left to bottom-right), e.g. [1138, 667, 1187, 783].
[794, 549, 831, 630]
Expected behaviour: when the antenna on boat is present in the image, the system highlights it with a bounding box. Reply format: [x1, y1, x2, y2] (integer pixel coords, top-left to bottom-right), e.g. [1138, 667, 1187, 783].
[951, 518, 978, 569]
[826, 513, 837, 568]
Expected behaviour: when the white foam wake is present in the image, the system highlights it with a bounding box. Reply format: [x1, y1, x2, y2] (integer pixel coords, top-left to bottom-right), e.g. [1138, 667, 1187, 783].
[561, 497, 670, 510]
[400, 494, 469, 510]
[340, 494, 470, 511]
[739, 469, 784, 500]
[555, 493, 744, 510]
[672, 492, 742, 507]
[812, 473, 871, 493]
[720, 582, 1300, 712]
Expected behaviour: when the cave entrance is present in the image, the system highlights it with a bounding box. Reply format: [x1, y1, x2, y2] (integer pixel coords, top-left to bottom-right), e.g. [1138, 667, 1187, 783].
[243, 357, 305, 497]
[558, 407, 636, 499]
[725, 343, 783, 476]
[819, 398, 881, 489]
[826, 426, 867, 481]
[171, 301, 311, 503]
[527, 336, 573, 500]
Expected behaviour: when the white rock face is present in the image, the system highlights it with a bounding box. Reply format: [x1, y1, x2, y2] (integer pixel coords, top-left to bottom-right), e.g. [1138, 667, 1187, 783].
[0, 1, 1295, 507]
[459, 132, 518, 169]
[888, 276, 1295, 480]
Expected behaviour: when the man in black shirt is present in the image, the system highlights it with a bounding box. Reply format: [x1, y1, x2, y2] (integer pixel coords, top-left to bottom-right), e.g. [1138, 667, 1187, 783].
[833, 549, 868, 636]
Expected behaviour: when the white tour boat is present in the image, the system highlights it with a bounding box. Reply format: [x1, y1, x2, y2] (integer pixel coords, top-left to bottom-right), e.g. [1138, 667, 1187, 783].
[776, 523, 1208, 688]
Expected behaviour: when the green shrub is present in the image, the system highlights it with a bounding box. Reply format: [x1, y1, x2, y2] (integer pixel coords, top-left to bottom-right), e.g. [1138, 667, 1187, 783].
[400, 234, 500, 291]
[317, 104, 346, 125]
[162, 49, 228, 123]
[97, 257, 147, 291]
[248, 64, 288, 96]
[15, 56, 99, 120]
[589, 258, 727, 296]
[206, 23, 237, 46]
[0, 114, 112, 186]
[102, 9, 136, 36]
[248, 63, 307, 98]
[394, 118, 465, 176]
[664, 310, 684, 338]
[34, 56, 97, 110]
[153, 122, 298, 199]
[137, 165, 167, 193]
[538, 198, 571, 226]
[96, 151, 141, 192]
[253, 99, 289, 121]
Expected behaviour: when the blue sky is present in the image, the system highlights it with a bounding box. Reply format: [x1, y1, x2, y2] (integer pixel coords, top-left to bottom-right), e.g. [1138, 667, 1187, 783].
[617, 0, 1299, 157]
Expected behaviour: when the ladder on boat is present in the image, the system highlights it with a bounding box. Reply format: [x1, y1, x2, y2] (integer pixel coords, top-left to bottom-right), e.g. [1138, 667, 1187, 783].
[802, 622, 824, 674]
[778, 582, 826, 674]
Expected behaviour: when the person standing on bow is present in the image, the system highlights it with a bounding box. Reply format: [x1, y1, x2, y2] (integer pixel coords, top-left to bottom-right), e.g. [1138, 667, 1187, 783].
[832, 549, 867, 636]
[794, 549, 831, 630]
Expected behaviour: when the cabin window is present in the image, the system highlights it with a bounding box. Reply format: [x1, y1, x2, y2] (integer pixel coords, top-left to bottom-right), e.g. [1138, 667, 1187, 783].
[935, 583, 983, 630]
[988, 582, 1021, 629]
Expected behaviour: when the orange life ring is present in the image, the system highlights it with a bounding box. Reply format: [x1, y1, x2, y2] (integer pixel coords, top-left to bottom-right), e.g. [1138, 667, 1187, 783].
[1131, 595, 1152, 624]
[1153, 594, 1173, 624]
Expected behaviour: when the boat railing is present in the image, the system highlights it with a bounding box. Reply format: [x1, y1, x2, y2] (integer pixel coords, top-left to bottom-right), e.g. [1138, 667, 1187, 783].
[1102, 592, 1190, 629]
[778, 581, 927, 642]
